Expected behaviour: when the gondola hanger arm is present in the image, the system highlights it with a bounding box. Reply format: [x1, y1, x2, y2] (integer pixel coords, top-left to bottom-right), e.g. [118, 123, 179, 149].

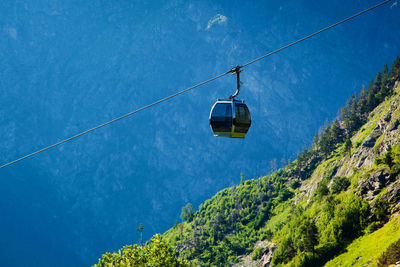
[229, 66, 242, 100]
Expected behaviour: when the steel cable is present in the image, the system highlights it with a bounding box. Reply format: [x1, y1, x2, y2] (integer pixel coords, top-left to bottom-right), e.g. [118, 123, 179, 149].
[0, 0, 392, 169]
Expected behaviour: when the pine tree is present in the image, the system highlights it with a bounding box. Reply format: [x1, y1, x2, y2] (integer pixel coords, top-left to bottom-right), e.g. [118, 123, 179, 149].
[370, 72, 382, 107]
[350, 94, 361, 131]
[389, 56, 400, 83]
[344, 137, 352, 154]
[357, 89, 368, 118]
[312, 132, 319, 148]
[373, 72, 382, 92]
[331, 120, 344, 143]
[366, 80, 376, 111]
[383, 145, 394, 168]
[319, 127, 333, 156]
[343, 93, 359, 133]
[379, 64, 389, 99]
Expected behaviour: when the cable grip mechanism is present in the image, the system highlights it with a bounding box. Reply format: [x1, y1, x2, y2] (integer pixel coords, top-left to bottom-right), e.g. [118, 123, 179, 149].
[229, 66, 242, 100]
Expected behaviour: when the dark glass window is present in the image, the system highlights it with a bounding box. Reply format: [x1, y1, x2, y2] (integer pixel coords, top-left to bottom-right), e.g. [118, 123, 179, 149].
[234, 103, 251, 133]
[210, 103, 232, 132]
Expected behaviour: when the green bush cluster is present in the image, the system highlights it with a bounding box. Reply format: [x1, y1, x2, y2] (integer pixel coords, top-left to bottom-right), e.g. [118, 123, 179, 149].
[164, 171, 297, 265]
[377, 238, 400, 267]
[252, 247, 264, 260]
[330, 176, 350, 194]
[272, 193, 369, 266]
[375, 144, 400, 176]
[93, 234, 188, 267]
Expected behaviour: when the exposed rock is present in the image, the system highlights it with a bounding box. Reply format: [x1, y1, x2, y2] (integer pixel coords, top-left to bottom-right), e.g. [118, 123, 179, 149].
[258, 243, 277, 267]
[357, 168, 395, 201]
[380, 180, 400, 213]
[377, 118, 388, 130]
[388, 119, 400, 132]
[363, 134, 378, 148]
[233, 241, 277, 267]
[392, 201, 400, 215]
[356, 154, 369, 168]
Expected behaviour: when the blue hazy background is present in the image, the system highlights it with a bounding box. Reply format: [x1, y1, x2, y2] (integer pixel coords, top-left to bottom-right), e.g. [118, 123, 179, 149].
[0, 0, 399, 266]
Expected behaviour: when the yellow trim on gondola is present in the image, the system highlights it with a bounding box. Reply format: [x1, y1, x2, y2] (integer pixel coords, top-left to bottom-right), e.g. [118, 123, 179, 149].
[213, 127, 247, 138]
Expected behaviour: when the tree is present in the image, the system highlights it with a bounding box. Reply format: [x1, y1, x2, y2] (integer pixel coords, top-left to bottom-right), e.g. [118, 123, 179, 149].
[315, 179, 329, 199]
[294, 217, 318, 253]
[377, 239, 400, 266]
[313, 132, 319, 148]
[366, 80, 377, 111]
[373, 198, 389, 222]
[180, 203, 194, 222]
[379, 64, 390, 100]
[389, 56, 400, 83]
[366, 72, 382, 111]
[344, 137, 352, 154]
[373, 72, 382, 94]
[383, 145, 394, 168]
[137, 223, 144, 245]
[319, 127, 334, 156]
[94, 234, 188, 267]
[272, 237, 296, 265]
[330, 120, 344, 144]
[331, 176, 350, 194]
[178, 223, 184, 240]
[342, 93, 361, 133]
[357, 89, 368, 117]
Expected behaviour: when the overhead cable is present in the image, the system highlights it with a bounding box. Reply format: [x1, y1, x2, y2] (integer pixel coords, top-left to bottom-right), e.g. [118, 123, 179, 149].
[0, 0, 392, 169]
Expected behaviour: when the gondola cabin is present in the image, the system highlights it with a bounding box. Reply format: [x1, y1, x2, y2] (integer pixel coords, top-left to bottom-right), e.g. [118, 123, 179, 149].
[209, 99, 251, 138]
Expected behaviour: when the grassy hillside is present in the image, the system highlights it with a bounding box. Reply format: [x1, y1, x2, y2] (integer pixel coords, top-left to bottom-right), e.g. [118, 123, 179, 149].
[324, 215, 400, 267]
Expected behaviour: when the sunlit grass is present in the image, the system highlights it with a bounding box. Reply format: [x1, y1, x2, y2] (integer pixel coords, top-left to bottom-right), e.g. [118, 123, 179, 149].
[324, 215, 400, 267]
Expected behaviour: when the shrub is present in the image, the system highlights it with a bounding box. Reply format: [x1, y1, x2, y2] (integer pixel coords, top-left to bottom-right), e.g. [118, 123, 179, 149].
[290, 179, 301, 189]
[94, 234, 188, 267]
[330, 176, 350, 194]
[252, 247, 264, 260]
[377, 239, 400, 267]
[316, 179, 329, 199]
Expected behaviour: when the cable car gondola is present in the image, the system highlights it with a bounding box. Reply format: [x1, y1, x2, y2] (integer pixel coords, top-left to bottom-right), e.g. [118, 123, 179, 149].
[209, 66, 251, 138]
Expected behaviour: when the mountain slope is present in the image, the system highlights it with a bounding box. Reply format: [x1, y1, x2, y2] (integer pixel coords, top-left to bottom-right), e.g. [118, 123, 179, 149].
[324, 215, 400, 267]
[160, 58, 400, 266]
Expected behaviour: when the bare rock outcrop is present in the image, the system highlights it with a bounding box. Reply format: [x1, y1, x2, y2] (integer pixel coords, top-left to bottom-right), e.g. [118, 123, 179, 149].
[357, 168, 395, 201]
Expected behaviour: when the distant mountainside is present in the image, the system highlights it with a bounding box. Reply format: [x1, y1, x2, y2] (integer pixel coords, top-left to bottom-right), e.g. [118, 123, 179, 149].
[94, 57, 400, 266]
[2, 2, 400, 265]
[158, 57, 400, 266]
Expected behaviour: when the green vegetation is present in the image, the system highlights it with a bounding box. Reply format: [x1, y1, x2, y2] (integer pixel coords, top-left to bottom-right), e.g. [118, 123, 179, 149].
[180, 203, 195, 222]
[325, 216, 400, 267]
[377, 238, 400, 267]
[272, 193, 370, 266]
[252, 247, 264, 260]
[375, 144, 400, 176]
[163, 172, 296, 265]
[330, 176, 350, 194]
[93, 234, 188, 267]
